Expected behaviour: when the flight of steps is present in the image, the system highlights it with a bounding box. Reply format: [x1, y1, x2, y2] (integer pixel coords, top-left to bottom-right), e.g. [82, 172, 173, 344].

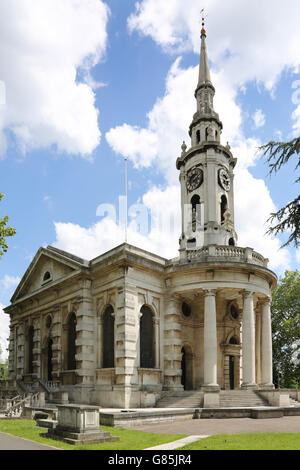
[156, 389, 270, 408]
[156, 391, 204, 408]
[219, 390, 269, 408]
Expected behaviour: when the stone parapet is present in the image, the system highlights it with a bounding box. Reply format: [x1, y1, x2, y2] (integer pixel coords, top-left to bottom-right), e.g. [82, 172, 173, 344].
[182, 245, 269, 268]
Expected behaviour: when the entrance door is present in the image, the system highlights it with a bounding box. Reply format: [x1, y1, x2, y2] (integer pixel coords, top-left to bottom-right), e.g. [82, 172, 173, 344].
[229, 355, 235, 390]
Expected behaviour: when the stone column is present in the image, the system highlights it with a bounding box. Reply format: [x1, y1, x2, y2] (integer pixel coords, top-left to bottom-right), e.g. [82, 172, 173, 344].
[261, 298, 274, 388]
[255, 309, 261, 386]
[241, 292, 257, 388]
[163, 298, 183, 390]
[203, 290, 219, 389]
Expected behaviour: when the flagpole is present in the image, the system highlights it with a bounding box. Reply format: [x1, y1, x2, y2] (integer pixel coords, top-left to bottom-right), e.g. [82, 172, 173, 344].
[124, 157, 128, 243]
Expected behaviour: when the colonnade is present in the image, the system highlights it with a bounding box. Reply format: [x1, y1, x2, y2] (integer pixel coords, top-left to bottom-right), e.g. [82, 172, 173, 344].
[203, 290, 273, 390]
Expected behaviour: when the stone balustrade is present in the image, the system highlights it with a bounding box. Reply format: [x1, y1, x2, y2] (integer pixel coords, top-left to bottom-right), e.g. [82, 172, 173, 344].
[185, 245, 268, 267]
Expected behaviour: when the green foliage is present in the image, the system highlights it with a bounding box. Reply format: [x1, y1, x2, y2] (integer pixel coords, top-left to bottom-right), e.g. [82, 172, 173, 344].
[271, 270, 300, 388]
[0, 192, 16, 259]
[260, 137, 300, 248]
[0, 344, 8, 380]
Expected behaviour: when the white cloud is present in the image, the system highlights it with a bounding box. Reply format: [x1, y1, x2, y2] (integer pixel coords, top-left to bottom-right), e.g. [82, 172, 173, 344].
[0, 274, 21, 293]
[53, 184, 181, 261]
[128, 0, 300, 90]
[234, 169, 290, 271]
[0, 303, 10, 361]
[252, 109, 266, 129]
[0, 0, 110, 158]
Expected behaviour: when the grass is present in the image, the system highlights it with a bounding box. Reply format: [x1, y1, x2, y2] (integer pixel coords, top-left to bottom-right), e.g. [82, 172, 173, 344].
[0, 419, 186, 450]
[180, 433, 300, 451]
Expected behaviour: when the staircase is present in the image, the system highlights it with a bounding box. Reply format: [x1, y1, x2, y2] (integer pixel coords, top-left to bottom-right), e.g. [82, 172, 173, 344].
[156, 391, 204, 408]
[156, 389, 271, 409]
[219, 390, 269, 408]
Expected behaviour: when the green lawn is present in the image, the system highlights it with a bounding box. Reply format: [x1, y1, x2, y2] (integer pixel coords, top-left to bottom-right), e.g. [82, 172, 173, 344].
[180, 433, 300, 451]
[0, 419, 186, 450]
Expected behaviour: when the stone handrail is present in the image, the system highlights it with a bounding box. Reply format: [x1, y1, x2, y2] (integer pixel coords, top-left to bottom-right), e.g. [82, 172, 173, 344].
[185, 245, 268, 267]
[5, 392, 40, 418]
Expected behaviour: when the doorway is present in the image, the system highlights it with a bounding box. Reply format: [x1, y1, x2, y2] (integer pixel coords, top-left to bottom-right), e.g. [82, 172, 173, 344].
[181, 345, 193, 390]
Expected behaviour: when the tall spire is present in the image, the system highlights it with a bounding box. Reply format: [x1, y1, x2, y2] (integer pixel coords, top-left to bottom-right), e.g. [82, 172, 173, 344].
[198, 15, 212, 87]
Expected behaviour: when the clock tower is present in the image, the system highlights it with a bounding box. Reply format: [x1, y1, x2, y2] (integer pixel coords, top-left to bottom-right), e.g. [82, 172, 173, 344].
[177, 20, 238, 255]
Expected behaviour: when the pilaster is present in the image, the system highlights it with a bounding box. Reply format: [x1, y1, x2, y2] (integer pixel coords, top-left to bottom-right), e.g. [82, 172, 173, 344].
[163, 298, 183, 391]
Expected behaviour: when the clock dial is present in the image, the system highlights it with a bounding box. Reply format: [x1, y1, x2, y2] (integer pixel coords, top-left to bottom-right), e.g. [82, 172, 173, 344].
[218, 168, 231, 191]
[186, 167, 203, 192]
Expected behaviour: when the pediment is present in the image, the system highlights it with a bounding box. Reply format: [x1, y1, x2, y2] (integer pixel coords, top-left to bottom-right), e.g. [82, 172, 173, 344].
[11, 246, 89, 303]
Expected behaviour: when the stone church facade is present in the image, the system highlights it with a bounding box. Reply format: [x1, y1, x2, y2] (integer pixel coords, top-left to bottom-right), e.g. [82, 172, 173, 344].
[4, 25, 277, 408]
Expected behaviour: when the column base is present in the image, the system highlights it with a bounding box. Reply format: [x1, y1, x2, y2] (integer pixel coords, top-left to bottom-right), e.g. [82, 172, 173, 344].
[258, 383, 275, 390]
[163, 384, 184, 392]
[240, 383, 258, 390]
[201, 384, 220, 392]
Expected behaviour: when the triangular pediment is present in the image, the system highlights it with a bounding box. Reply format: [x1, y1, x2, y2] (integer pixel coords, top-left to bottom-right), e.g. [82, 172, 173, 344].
[11, 246, 89, 303]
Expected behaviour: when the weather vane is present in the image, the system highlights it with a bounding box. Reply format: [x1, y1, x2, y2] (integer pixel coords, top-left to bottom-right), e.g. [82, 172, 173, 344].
[200, 8, 206, 35]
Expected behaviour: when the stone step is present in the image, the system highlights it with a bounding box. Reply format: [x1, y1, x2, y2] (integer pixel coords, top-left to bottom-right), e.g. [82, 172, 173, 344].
[157, 390, 270, 408]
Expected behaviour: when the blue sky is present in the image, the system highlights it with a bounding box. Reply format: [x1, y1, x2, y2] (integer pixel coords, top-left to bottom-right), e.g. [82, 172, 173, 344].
[0, 0, 300, 357]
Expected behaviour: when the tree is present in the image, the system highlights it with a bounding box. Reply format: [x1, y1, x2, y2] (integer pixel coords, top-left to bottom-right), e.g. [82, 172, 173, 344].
[260, 136, 300, 248]
[0, 192, 16, 259]
[0, 344, 8, 381]
[271, 270, 300, 388]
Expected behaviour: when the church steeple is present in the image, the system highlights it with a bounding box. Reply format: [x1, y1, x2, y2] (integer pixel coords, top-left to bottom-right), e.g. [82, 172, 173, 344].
[177, 18, 238, 256]
[198, 22, 212, 85]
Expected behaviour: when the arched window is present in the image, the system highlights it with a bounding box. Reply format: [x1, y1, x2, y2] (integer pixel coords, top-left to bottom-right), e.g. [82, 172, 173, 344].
[191, 195, 201, 232]
[229, 237, 235, 246]
[67, 313, 77, 370]
[27, 326, 34, 374]
[229, 336, 239, 345]
[102, 305, 115, 368]
[140, 306, 155, 368]
[196, 130, 200, 144]
[220, 195, 228, 223]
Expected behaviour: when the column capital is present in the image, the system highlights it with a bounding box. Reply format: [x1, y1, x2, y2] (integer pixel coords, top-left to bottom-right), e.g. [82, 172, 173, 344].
[241, 290, 255, 302]
[203, 289, 217, 298]
[261, 296, 271, 307]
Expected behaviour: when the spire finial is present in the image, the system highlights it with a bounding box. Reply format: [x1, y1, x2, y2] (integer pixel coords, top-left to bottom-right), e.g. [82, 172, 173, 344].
[200, 8, 206, 37]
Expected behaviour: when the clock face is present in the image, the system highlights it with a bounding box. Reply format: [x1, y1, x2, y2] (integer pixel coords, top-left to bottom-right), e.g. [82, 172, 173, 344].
[218, 168, 231, 191]
[186, 167, 203, 192]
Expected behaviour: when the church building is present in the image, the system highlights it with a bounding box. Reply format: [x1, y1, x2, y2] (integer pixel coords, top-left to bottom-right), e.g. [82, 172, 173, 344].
[4, 23, 277, 408]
